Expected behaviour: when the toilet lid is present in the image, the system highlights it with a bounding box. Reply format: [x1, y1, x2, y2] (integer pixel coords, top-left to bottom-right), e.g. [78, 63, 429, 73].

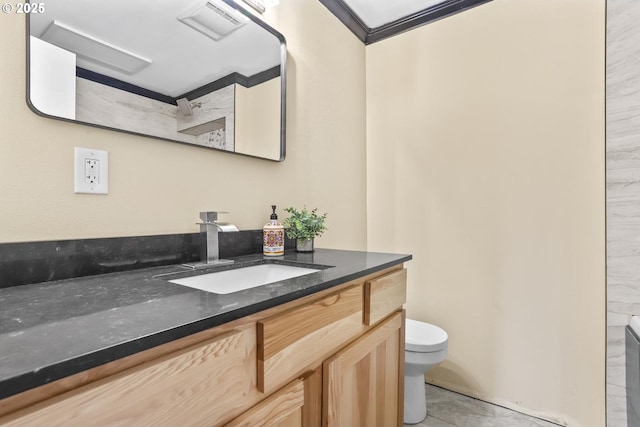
[405, 318, 448, 352]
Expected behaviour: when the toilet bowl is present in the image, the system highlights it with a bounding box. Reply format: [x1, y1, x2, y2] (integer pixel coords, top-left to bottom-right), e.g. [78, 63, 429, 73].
[404, 318, 448, 424]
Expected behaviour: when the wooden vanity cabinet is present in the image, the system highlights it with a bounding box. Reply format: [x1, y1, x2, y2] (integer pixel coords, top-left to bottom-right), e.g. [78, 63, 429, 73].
[0, 266, 407, 427]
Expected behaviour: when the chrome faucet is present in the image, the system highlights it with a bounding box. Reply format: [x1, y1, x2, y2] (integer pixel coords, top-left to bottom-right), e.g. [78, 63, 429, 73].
[192, 211, 239, 267]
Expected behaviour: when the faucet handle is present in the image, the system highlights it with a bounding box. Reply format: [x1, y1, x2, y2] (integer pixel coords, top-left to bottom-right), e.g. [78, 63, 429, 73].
[199, 211, 229, 223]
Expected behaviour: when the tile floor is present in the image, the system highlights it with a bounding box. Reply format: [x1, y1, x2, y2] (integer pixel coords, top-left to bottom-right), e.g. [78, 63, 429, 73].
[406, 384, 561, 427]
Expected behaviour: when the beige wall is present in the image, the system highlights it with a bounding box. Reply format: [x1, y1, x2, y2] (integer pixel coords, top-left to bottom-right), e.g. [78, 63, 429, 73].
[365, 0, 605, 426]
[235, 78, 281, 160]
[0, 1, 367, 249]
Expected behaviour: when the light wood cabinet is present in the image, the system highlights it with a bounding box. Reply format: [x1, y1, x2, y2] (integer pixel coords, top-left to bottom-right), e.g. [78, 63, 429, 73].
[0, 266, 407, 427]
[323, 311, 405, 427]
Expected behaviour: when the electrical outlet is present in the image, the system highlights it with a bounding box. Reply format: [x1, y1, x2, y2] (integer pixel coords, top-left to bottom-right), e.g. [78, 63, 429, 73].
[74, 147, 108, 194]
[84, 159, 99, 184]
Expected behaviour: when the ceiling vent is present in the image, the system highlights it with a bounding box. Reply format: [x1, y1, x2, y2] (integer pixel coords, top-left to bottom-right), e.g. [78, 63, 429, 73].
[178, 0, 249, 41]
[40, 20, 152, 75]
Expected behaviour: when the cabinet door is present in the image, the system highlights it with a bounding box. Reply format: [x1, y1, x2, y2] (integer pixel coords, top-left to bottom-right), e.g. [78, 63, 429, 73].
[323, 311, 405, 427]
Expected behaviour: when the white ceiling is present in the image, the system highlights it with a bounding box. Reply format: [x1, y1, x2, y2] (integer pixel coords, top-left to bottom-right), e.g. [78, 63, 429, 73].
[341, 0, 446, 28]
[29, 0, 282, 97]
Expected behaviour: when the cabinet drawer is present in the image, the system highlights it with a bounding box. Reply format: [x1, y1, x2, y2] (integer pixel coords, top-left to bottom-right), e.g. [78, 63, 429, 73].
[364, 268, 407, 326]
[0, 328, 257, 427]
[257, 285, 364, 394]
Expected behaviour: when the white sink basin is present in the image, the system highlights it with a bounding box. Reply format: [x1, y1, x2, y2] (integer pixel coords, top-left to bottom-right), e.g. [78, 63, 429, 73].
[169, 264, 321, 294]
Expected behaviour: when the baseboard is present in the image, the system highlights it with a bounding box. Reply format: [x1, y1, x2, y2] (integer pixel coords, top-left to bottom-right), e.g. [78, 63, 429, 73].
[425, 378, 568, 426]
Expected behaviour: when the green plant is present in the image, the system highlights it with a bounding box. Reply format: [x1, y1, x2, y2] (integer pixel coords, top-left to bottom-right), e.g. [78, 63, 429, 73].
[283, 207, 327, 240]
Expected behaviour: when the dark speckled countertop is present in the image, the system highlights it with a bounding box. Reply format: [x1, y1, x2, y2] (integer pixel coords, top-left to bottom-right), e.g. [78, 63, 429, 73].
[0, 248, 411, 400]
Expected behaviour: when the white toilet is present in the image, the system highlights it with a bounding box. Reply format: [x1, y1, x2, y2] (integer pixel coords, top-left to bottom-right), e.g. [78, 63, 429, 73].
[404, 318, 448, 424]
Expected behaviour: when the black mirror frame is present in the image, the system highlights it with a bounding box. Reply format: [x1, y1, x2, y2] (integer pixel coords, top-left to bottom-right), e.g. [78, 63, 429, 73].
[25, 0, 287, 162]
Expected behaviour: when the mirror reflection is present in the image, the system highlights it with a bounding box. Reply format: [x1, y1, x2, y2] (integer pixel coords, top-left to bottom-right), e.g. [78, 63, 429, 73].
[27, 0, 286, 161]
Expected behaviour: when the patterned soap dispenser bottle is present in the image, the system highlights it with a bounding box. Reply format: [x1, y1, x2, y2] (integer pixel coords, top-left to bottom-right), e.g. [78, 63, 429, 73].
[263, 205, 285, 256]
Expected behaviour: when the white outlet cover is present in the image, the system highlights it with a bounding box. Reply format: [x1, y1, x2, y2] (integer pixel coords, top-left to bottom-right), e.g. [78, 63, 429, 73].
[74, 147, 108, 194]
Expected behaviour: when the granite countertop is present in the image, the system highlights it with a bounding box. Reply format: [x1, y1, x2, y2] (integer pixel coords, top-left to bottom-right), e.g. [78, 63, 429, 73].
[0, 248, 411, 400]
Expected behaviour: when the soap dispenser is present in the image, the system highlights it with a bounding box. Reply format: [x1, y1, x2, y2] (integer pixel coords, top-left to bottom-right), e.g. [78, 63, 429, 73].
[263, 205, 285, 256]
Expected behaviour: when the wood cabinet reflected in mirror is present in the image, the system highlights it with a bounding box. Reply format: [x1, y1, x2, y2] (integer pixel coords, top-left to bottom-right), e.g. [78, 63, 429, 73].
[27, 0, 286, 161]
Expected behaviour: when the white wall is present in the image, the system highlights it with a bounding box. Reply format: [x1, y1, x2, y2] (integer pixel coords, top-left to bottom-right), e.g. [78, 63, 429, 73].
[365, 0, 605, 425]
[0, 0, 367, 250]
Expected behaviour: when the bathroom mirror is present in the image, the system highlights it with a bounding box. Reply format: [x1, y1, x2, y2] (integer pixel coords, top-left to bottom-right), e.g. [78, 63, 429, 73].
[27, 0, 286, 161]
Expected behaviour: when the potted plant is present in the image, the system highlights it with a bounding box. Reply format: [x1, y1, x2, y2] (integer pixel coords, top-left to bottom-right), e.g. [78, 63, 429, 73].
[282, 207, 327, 252]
